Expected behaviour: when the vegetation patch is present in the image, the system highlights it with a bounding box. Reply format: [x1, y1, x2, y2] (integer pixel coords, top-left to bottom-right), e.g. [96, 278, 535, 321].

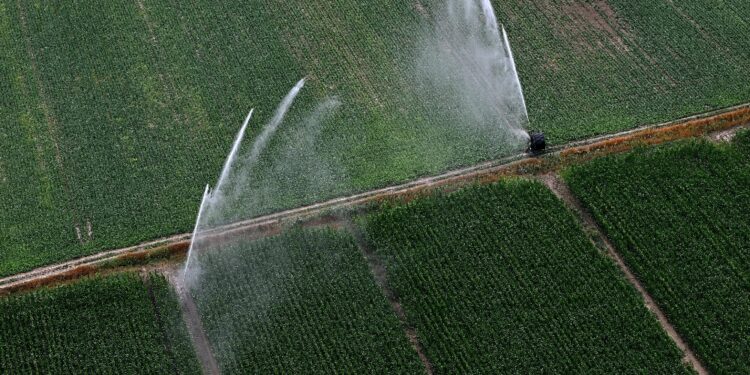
[0, 273, 200, 373]
[365, 180, 690, 373]
[2, 0, 750, 277]
[565, 137, 750, 374]
[189, 228, 423, 373]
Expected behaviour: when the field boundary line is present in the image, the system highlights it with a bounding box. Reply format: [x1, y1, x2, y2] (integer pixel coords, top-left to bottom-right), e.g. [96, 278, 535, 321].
[552, 103, 749, 152]
[165, 270, 221, 375]
[141, 272, 181, 375]
[538, 173, 709, 375]
[345, 221, 435, 374]
[0, 233, 192, 292]
[2, 102, 749, 294]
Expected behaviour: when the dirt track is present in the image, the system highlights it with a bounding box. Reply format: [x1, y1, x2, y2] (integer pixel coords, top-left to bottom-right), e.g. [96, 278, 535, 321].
[2, 102, 749, 295]
[166, 269, 221, 375]
[346, 221, 435, 374]
[539, 173, 709, 375]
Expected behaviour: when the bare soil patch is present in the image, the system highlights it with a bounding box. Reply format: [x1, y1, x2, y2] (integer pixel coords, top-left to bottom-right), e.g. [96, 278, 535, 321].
[536, 0, 676, 88]
[563, 0, 631, 53]
[708, 123, 750, 143]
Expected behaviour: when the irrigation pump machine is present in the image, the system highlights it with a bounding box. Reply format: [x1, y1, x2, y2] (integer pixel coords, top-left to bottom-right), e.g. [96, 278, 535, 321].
[527, 131, 546, 154]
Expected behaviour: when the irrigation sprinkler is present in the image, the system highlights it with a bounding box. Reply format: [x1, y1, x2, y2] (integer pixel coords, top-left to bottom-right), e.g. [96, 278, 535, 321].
[527, 131, 546, 154]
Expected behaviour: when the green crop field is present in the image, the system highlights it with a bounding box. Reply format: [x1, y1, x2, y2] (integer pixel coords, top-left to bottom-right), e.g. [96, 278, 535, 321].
[189, 228, 423, 373]
[564, 134, 750, 374]
[365, 180, 691, 373]
[2, 0, 749, 277]
[495, 0, 750, 141]
[0, 273, 200, 374]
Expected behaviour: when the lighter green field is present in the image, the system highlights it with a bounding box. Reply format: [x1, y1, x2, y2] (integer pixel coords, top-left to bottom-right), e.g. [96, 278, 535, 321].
[1, 0, 748, 279]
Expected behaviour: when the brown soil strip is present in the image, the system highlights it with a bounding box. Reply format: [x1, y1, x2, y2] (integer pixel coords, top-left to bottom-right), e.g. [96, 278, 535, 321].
[3, 103, 749, 296]
[0, 253, 181, 298]
[538, 173, 709, 375]
[344, 221, 434, 374]
[0, 233, 192, 293]
[141, 272, 181, 375]
[166, 270, 221, 375]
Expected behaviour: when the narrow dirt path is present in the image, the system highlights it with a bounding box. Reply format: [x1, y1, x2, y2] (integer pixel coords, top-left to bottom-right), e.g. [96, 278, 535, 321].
[708, 123, 749, 143]
[538, 173, 709, 375]
[3, 102, 749, 295]
[344, 221, 435, 375]
[141, 272, 181, 375]
[165, 270, 221, 375]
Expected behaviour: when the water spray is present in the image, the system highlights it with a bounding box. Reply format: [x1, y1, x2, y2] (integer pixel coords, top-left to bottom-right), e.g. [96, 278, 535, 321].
[181, 79, 307, 289]
[499, 25, 543, 153]
[214, 109, 255, 195]
[501, 26, 529, 123]
[183, 109, 254, 286]
[246, 78, 305, 164]
[182, 184, 212, 285]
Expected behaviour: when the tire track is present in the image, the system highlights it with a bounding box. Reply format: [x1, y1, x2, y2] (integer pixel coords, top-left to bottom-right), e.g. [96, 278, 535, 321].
[142, 271, 181, 375]
[166, 270, 221, 375]
[345, 221, 434, 374]
[538, 172, 709, 375]
[2, 102, 749, 294]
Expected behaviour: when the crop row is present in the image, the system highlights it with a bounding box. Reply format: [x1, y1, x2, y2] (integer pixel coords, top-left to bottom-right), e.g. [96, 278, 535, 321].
[189, 228, 423, 373]
[365, 179, 690, 373]
[0, 273, 199, 374]
[564, 134, 750, 374]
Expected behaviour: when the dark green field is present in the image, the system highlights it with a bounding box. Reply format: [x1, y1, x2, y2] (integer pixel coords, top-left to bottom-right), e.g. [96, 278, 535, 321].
[2, 0, 749, 276]
[190, 228, 423, 373]
[565, 134, 750, 373]
[365, 180, 691, 373]
[2, 1, 749, 372]
[0, 273, 200, 374]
